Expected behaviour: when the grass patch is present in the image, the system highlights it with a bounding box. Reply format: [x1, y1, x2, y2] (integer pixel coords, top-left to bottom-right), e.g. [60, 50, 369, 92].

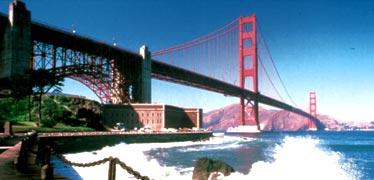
[12, 121, 96, 133]
[12, 121, 37, 126]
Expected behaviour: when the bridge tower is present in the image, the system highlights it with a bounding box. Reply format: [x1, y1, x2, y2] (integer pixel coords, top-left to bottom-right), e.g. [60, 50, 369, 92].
[309, 92, 317, 129]
[0, 0, 31, 79]
[239, 15, 260, 130]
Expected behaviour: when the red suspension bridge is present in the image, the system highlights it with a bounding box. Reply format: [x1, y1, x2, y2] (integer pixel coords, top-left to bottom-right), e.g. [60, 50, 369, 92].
[0, 1, 324, 130]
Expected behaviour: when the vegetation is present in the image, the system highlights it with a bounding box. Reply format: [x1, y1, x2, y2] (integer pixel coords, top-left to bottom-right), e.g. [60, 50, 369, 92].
[0, 94, 103, 132]
[9, 69, 64, 123]
[1, 68, 104, 132]
[12, 122, 95, 133]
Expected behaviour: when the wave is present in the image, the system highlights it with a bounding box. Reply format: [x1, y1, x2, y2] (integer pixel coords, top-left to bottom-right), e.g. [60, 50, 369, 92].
[246, 136, 362, 180]
[178, 136, 256, 152]
[53, 135, 362, 180]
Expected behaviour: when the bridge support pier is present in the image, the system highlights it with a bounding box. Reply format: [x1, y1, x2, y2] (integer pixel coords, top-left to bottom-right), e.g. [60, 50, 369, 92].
[240, 98, 245, 126]
[240, 96, 260, 130]
[0, 0, 31, 79]
[139, 45, 152, 103]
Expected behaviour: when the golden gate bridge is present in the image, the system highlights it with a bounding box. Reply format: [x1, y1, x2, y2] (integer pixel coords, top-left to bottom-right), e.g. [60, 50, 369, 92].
[0, 1, 325, 130]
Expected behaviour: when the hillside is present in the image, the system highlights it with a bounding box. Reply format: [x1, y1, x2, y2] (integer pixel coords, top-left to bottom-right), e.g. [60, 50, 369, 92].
[203, 103, 342, 131]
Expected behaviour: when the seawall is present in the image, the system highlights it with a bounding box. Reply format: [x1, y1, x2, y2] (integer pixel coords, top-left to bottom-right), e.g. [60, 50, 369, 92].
[38, 131, 212, 154]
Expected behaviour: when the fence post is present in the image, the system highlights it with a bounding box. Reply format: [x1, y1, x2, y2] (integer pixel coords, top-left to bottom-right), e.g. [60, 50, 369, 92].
[108, 158, 116, 180]
[40, 147, 54, 180]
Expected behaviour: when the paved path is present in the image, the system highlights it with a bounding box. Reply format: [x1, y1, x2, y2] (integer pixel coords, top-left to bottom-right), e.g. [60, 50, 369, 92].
[0, 141, 69, 180]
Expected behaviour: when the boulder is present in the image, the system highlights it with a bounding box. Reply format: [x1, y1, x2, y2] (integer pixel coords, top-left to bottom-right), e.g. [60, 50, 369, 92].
[192, 158, 235, 180]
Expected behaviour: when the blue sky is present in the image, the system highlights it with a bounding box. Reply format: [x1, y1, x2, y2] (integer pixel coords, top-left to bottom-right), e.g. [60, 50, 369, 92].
[2, 0, 374, 122]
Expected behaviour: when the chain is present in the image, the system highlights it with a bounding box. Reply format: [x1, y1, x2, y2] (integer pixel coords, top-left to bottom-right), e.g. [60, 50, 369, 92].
[114, 157, 150, 180]
[48, 146, 150, 180]
[19, 132, 151, 179]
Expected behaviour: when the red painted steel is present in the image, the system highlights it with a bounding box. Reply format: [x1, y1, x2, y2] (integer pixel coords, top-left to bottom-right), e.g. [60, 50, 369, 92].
[239, 15, 260, 129]
[152, 18, 239, 56]
[309, 92, 317, 129]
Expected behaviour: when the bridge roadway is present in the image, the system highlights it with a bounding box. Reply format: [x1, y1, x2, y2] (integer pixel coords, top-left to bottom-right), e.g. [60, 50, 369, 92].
[0, 14, 325, 130]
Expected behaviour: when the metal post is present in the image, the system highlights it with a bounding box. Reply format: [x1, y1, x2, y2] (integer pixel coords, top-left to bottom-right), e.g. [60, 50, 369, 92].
[253, 95, 260, 130]
[108, 158, 116, 180]
[40, 147, 53, 180]
[240, 97, 245, 125]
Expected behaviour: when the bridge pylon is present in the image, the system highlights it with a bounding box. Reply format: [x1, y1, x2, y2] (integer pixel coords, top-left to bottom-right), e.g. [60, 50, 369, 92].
[239, 15, 260, 130]
[0, 1, 31, 79]
[139, 45, 152, 103]
[309, 92, 317, 130]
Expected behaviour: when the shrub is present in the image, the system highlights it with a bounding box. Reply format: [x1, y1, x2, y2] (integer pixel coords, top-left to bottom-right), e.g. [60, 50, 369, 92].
[41, 117, 57, 128]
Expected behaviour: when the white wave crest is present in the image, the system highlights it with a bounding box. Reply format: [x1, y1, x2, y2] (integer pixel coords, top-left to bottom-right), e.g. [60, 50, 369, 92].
[246, 136, 361, 180]
[57, 135, 361, 180]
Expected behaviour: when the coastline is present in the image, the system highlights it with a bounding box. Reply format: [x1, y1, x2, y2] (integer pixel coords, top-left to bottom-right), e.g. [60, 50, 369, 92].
[0, 131, 211, 179]
[38, 131, 212, 154]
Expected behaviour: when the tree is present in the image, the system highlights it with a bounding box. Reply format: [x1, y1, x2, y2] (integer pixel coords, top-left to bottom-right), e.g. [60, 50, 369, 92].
[0, 97, 33, 121]
[26, 69, 64, 124]
[9, 72, 33, 121]
[0, 98, 16, 120]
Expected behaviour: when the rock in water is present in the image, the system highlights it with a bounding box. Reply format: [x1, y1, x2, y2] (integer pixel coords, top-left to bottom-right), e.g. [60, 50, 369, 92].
[192, 158, 235, 180]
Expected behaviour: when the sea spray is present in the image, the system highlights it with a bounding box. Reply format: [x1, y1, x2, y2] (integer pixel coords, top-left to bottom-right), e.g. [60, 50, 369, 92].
[54, 136, 254, 180]
[61, 143, 185, 180]
[53, 135, 362, 180]
[247, 136, 361, 180]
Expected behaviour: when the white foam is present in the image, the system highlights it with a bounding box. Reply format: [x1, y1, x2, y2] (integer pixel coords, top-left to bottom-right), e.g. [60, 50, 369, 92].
[64, 143, 185, 180]
[60, 135, 361, 180]
[246, 136, 361, 180]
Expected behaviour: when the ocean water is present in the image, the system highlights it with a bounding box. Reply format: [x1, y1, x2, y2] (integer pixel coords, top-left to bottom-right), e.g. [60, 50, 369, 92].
[51, 131, 374, 180]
